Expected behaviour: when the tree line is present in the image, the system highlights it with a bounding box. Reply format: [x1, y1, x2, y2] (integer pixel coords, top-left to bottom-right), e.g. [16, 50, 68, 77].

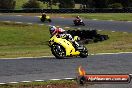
[0, 0, 132, 9]
[38, 0, 132, 8]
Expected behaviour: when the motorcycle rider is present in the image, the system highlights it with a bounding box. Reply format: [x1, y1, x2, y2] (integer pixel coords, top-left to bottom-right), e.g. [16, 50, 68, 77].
[41, 13, 46, 21]
[49, 26, 80, 49]
[75, 16, 83, 23]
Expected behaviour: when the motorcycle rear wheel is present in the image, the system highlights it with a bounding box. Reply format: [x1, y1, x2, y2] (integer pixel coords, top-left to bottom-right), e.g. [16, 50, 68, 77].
[79, 46, 88, 58]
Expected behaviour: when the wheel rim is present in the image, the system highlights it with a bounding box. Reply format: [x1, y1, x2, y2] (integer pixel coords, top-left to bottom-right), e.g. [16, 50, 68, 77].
[80, 47, 88, 57]
[53, 45, 65, 57]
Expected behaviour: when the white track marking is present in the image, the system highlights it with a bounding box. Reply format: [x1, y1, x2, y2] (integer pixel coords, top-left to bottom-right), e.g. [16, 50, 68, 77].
[92, 19, 98, 20]
[98, 30, 102, 31]
[21, 81, 31, 83]
[38, 24, 44, 26]
[50, 79, 61, 81]
[27, 23, 33, 25]
[16, 15, 22, 16]
[15, 22, 22, 24]
[109, 20, 113, 21]
[34, 80, 45, 82]
[0, 83, 6, 85]
[63, 78, 75, 80]
[60, 17, 64, 18]
[127, 21, 132, 23]
[65, 27, 70, 29]
[18, 57, 37, 59]
[77, 28, 81, 29]
[123, 32, 128, 34]
[35, 16, 40, 17]
[3, 21, 11, 23]
[41, 56, 54, 57]
[89, 54, 94, 55]
[1, 52, 132, 60]
[94, 52, 132, 55]
[8, 82, 19, 84]
[112, 31, 115, 32]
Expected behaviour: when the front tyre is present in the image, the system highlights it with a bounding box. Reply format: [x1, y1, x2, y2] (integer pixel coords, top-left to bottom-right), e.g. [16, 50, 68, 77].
[48, 19, 52, 22]
[51, 44, 66, 59]
[41, 18, 45, 22]
[81, 22, 85, 26]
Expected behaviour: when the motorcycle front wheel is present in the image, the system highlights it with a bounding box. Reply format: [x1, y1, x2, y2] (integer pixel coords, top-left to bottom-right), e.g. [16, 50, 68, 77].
[41, 18, 45, 22]
[48, 19, 52, 22]
[51, 44, 66, 59]
[81, 22, 85, 26]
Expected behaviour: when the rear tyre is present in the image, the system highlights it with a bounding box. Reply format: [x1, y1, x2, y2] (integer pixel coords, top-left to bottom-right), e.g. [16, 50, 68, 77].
[79, 46, 88, 58]
[51, 44, 66, 59]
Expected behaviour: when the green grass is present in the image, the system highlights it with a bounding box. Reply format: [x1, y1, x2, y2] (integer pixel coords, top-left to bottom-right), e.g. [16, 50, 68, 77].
[15, 0, 28, 9]
[72, 13, 132, 21]
[0, 80, 77, 88]
[0, 22, 51, 58]
[0, 22, 132, 58]
[52, 13, 132, 21]
[87, 31, 132, 54]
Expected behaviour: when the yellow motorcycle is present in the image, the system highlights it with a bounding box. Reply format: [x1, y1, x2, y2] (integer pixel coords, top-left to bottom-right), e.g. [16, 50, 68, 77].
[39, 15, 51, 22]
[49, 35, 88, 59]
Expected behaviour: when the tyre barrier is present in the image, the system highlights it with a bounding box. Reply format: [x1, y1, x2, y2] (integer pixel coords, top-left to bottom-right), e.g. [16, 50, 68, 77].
[66, 30, 109, 44]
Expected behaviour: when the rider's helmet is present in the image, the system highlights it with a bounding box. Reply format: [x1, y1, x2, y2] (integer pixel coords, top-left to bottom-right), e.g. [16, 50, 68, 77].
[42, 13, 46, 17]
[42, 13, 46, 15]
[49, 25, 57, 35]
[76, 16, 80, 19]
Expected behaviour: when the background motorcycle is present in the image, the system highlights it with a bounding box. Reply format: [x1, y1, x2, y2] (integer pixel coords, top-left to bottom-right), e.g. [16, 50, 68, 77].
[73, 20, 85, 26]
[39, 16, 52, 22]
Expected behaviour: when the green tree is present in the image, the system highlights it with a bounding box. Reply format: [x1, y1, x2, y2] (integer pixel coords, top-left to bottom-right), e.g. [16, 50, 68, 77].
[22, 0, 40, 8]
[129, 0, 132, 7]
[0, 0, 16, 9]
[59, 0, 75, 8]
[93, 0, 109, 8]
[38, 0, 58, 9]
[76, 0, 94, 8]
[108, 3, 123, 8]
[107, 0, 131, 7]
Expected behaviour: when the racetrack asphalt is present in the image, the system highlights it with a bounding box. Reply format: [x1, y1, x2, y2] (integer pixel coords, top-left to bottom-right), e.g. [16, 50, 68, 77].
[0, 53, 132, 88]
[0, 14, 132, 88]
[0, 15, 132, 32]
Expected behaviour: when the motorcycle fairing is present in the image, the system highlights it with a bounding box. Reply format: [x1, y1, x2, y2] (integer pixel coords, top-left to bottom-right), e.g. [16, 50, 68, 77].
[49, 35, 80, 56]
